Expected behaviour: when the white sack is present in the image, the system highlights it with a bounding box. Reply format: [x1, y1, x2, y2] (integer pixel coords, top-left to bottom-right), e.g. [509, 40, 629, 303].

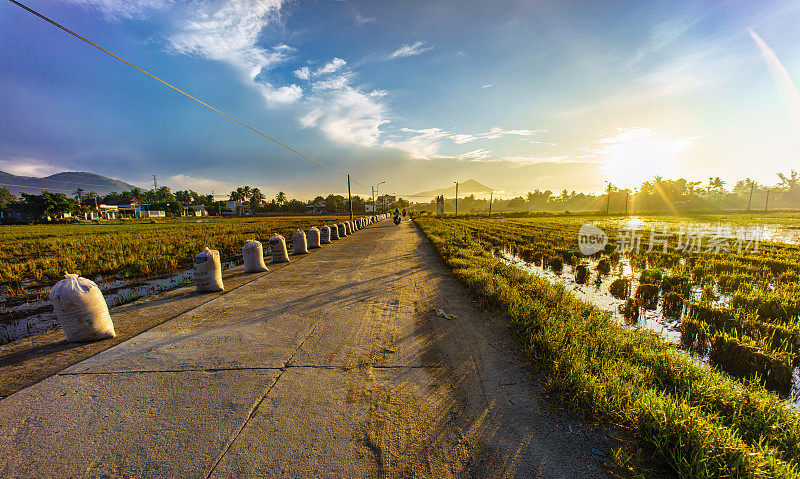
[320, 225, 332, 244]
[194, 247, 224, 293]
[242, 239, 268, 273]
[50, 274, 116, 342]
[308, 227, 321, 249]
[293, 229, 309, 255]
[269, 234, 291, 263]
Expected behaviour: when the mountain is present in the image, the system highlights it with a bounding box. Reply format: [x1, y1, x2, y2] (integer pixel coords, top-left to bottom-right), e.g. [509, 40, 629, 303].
[410, 179, 494, 199]
[0, 171, 139, 197]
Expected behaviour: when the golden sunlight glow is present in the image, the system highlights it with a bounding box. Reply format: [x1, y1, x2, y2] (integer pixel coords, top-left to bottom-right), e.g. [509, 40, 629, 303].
[597, 128, 691, 189]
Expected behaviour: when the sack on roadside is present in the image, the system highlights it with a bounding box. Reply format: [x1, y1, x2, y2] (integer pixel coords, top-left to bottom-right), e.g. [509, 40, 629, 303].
[330, 224, 340, 240]
[242, 239, 268, 273]
[307, 227, 321, 249]
[50, 274, 116, 342]
[293, 229, 309, 255]
[337, 223, 347, 237]
[320, 225, 332, 244]
[269, 234, 291, 263]
[194, 247, 224, 292]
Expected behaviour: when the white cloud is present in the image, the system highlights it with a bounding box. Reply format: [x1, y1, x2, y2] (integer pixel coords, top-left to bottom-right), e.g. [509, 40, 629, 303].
[61, 0, 167, 19]
[482, 84, 494, 88]
[316, 58, 347, 75]
[450, 134, 478, 144]
[353, 9, 375, 26]
[383, 128, 450, 159]
[312, 73, 353, 91]
[167, 174, 235, 194]
[486, 156, 575, 165]
[165, 1, 302, 105]
[294, 66, 311, 80]
[388, 41, 433, 59]
[384, 125, 545, 159]
[300, 80, 389, 148]
[458, 149, 492, 161]
[0, 158, 63, 177]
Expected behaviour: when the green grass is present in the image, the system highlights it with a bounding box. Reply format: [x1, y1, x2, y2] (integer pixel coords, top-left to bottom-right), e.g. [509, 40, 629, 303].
[415, 216, 800, 478]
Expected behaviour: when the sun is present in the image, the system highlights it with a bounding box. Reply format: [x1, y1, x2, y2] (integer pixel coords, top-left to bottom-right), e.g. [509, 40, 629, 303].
[597, 128, 692, 189]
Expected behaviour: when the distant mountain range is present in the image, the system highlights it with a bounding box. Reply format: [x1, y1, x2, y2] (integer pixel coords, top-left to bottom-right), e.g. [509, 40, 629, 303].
[410, 179, 493, 199]
[0, 171, 138, 197]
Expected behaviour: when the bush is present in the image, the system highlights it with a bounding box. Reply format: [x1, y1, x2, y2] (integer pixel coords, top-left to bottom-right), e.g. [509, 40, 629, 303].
[597, 257, 611, 275]
[635, 283, 660, 309]
[609, 278, 631, 299]
[575, 263, 589, 284]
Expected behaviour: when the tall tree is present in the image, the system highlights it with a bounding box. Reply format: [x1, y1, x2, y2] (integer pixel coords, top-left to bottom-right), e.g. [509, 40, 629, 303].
[0, 187, 16, 208]
[778, 170, 799, 192]
[249, 188, 265, 207]
[276, 191, 287, 205]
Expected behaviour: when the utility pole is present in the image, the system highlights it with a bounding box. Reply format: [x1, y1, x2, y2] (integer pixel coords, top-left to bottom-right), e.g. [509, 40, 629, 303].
[748, 181, 754, 211]
[765, 189, 770, 212]
[371, 186, 375, 215]
[606, 182, 612, 214]
[488, 192, 493, 217]
[347, 175, 353, 221]
[153, 175, 158, 191]
[625, 190, 629, 215]
[454, 181, 458, 217]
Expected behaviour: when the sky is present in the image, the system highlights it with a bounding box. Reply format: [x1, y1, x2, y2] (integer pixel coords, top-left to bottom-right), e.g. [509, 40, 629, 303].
[1, 0, 799, 200]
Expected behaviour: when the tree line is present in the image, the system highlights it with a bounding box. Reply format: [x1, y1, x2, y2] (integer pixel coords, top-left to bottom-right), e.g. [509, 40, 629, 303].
[412, 171, 800, 214]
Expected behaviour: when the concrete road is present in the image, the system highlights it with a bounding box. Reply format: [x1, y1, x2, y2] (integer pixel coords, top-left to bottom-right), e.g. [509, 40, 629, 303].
[0, 219, 611, 478]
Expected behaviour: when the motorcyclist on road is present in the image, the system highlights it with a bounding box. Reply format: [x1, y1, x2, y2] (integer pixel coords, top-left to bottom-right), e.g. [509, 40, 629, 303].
[402, 208, 407, 217]
[393, 207, 401, 225]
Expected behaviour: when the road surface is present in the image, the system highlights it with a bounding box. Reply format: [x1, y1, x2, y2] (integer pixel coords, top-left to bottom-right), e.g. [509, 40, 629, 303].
[0, 218, 612, 478]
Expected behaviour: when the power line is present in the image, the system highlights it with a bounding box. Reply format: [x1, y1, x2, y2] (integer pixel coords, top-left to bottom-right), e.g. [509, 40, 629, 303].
[7, 0, 369, 192]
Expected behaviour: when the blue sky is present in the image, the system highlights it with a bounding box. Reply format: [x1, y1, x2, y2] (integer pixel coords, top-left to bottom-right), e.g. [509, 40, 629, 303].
[1, 0, 799, 199]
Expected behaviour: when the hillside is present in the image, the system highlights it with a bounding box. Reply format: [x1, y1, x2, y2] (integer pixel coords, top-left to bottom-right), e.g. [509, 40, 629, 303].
[410, 179, 493, 199]
[0, 171, 138, 197]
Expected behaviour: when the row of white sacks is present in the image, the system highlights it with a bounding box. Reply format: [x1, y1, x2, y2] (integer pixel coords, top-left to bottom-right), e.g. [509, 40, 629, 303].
[48, 215, 389, 342]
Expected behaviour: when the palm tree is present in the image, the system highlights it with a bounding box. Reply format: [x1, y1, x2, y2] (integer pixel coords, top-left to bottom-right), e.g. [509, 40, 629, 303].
[276, 191, 287, 205]
[250, 188, 265, 206]
[73, 188, 85, 202]
[229, 190, 243, 202]
[242, 185, 252, 201]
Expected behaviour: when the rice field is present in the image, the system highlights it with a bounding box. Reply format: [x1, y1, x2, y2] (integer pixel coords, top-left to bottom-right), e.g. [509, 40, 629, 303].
[454, 213, 800, 400]
[415, 213, 800, 477]
[0, 216, 350, 342]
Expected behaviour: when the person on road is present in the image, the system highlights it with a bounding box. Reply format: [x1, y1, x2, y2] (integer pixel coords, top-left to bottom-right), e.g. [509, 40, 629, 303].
[402, 208, 407, 217]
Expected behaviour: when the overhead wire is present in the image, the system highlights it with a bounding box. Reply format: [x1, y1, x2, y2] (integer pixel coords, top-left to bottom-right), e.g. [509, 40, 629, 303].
[6, 0, 370, 195]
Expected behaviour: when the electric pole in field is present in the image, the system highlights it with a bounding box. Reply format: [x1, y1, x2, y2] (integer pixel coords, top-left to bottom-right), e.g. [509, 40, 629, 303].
[488, 191, 493, 217]
[347, 174, 353, 221]
[625, 190, 629, 215]
[153, 175, 158, 191]
[765, 189, 770, 212]
[454, 181, 458, 217]
[748, 181, 754, 211]
[606, 182, 612, 214]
